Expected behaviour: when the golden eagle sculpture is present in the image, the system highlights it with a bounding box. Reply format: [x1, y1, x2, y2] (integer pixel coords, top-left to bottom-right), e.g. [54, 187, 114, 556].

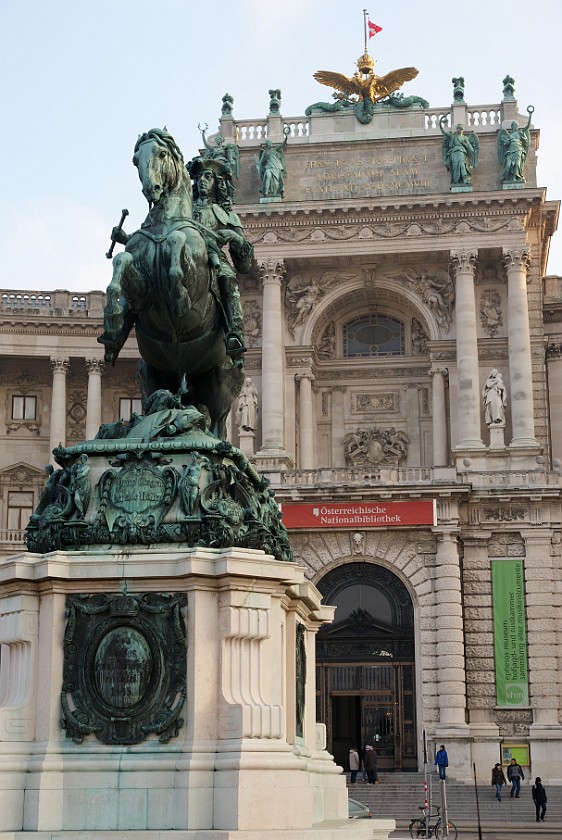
[312, 52, 420, 124]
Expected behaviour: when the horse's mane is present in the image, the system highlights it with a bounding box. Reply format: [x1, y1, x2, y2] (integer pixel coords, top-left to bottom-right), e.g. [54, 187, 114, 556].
[133, 128, 192, 203]
[133, 128, 184, 164]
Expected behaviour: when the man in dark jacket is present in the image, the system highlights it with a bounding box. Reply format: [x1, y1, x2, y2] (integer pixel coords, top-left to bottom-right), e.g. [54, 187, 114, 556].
[434, 745, 449, 780]
[507, 758, 525, 798]
[532, 777, 547, 821]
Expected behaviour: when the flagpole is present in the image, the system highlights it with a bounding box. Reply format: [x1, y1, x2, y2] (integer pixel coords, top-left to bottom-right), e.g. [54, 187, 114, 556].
[363, 9, 368, 53]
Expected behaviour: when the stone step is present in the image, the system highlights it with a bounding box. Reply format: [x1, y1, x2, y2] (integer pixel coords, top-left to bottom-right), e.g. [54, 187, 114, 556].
[346, 773, 562, 824]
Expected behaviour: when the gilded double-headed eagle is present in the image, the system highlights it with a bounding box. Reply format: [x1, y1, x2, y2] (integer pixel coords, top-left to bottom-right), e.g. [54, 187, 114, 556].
[313, 52, 418, 105]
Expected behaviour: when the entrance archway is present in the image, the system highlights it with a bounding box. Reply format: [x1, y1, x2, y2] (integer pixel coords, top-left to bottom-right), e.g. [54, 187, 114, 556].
[315, 562, 416, 772]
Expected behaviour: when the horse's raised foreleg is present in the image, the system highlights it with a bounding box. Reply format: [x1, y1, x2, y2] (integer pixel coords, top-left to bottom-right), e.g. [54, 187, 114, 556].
[166, 230, 195, 316]
[98, 251, 137, 364]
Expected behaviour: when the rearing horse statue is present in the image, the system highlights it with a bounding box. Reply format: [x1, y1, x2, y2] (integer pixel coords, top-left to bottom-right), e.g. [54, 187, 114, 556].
[98, 128, 247, 438]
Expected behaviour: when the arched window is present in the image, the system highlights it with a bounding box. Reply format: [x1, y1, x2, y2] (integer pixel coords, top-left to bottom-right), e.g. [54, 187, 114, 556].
[343, 315, 405, 357]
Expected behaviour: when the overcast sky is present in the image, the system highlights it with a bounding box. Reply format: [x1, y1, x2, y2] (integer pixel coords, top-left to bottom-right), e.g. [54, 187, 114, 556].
[1, 0, 561, 294]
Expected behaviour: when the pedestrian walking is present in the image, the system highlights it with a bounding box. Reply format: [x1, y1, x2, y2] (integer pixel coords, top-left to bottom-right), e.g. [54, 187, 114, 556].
[532, 777, 547, 822]
[434, 744, 449, 780]
[372, 747, 379, 783]
[491, 762, 507, 801]
[507, 757, 525, 798]
[349, 747, 360, 784]
[363, 744, 376, 784]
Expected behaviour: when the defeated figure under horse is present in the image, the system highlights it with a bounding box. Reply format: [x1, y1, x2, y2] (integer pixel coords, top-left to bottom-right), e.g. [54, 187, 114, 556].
[98, 128, 253, 439]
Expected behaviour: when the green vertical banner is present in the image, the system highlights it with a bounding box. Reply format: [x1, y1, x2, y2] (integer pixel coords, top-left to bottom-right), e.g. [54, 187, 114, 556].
[491, 559, 529, 706]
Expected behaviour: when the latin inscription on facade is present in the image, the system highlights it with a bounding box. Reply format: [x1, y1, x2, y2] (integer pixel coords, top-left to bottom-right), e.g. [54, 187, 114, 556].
[302, 151, 433, 198]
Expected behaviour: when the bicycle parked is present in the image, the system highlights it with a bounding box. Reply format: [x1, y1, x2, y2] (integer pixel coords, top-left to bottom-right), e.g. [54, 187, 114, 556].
[409, 804, 458, 839]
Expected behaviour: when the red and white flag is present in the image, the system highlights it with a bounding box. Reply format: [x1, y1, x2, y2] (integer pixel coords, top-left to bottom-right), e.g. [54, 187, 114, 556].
[368, 19, 382, 37]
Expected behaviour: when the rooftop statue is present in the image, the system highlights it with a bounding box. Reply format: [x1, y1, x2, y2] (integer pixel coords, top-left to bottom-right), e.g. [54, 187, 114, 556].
[256, 128, 289, 198]
[313, 50, 419, 124]
[198, 123, 240, 202]
[497, 106, 534, 185]
[98, 128, 249, 439]
[439, 118, 479, 187]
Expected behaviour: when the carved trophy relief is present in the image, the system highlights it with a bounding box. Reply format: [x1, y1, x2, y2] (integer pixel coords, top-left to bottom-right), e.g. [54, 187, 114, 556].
[242, 299, 262, 346]
[343, 426, 409, 466]
[479, 289, 503, 336]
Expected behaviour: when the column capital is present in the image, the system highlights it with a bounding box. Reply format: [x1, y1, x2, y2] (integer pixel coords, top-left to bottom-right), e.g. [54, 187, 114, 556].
[50, 358, 69, 375]
[450, 250, 478, 274]
[258, 259, 287, 285]
[502, 246, 531, 273]
[85, 358, 105, 374]
[295, 372, 315, 383]
[428, 365, 449, 379]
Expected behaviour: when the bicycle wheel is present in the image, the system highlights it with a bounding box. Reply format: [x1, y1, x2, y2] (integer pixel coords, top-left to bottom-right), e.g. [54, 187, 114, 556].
[434, 819, 457, 839]
[409, 819, 426, 839]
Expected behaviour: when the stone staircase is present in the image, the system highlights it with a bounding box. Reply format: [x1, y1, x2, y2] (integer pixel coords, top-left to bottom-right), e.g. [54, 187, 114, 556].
[346, 772, 562, 831]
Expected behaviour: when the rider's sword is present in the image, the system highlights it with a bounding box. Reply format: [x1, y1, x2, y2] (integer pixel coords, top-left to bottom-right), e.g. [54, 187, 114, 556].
[105, 208, 129, 259]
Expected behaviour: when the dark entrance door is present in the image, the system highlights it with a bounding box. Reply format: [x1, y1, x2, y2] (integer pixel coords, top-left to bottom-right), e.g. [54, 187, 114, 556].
[315, 563, 417, 772]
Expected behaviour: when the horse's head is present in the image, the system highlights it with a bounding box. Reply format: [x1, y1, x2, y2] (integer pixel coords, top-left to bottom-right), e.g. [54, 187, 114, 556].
[133, 129, 192, 210]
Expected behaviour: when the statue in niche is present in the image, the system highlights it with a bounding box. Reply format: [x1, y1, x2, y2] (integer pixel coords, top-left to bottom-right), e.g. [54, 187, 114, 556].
[256, 128, 290, 198]
[344, 427, 409, 466]
[411, 318, 428, 354]
[439, 118, 479, 186]
[286, 276, 324, 335]
[482, 369, 507, 425]
[318, 322, 336, 358]
[235, 377, 259, 432]
[497, 106, 534, 184]
[479, 290, 503, 336]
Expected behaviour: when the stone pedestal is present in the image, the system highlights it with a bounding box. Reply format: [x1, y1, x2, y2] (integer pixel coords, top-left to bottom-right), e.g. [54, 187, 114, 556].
[0, 547, 393, 839]
[488, 423, 506, 449]
[237, 428, 256, 457]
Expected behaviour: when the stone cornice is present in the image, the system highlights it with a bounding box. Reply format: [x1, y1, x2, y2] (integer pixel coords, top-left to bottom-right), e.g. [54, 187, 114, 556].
[239, 189, 545, 226]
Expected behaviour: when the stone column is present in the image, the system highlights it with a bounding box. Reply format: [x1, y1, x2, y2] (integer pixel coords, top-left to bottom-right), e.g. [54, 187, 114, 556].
[85, 358, 104, 440]
[503, 248, 538, 446]
[451, 250, 484, 449]
[330, 386, 346, 467]
[49, 358, 69, 460]
[257, 260, 289, 459]
[429, 366, 449, 466]
[296, 373, 315, 469]
[433, 529, 468, 732]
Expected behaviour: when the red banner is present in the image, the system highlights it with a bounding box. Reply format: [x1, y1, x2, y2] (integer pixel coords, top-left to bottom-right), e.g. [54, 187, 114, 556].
[280, 500, 436, 529]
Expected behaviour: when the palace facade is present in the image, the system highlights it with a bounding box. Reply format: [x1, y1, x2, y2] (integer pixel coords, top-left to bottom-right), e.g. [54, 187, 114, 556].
[1, 73, 562, 781]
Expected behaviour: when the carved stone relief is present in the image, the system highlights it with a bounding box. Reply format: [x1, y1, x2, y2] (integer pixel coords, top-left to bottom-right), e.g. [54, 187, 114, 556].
[378, 267, 455, 332]
[411, 318, 429, 354]
[318, 322, 336, 359]
[67, 390, 87, 441]
[479, 289, 503, 336]
[243, 299, 262, 346]
[343, 427, 409, 466]
[352, 393, 399, 414]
